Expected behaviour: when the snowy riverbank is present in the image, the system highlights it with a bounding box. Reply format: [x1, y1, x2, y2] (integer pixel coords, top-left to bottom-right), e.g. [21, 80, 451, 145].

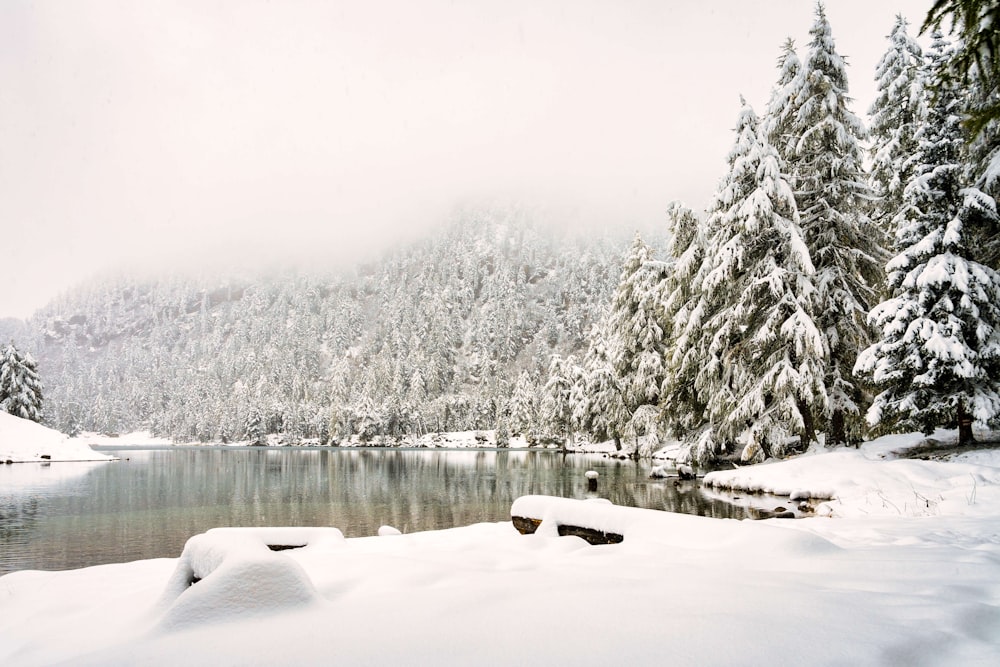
[0, 413, 115, 463]
[2, 430, 999, 665]
[67, 427, 630, 453]
[703, 430, 1000, 519]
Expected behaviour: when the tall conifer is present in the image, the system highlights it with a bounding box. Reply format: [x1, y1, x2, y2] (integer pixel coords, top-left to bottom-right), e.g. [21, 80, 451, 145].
[789, 3, 883, 444]
[856, 32, 1000, 445]
[869, 15, 926, 239]
[697, 99, 825, 462]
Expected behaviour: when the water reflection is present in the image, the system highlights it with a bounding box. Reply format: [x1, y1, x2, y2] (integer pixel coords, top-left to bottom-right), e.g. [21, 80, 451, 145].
[1, 448, 748, 575]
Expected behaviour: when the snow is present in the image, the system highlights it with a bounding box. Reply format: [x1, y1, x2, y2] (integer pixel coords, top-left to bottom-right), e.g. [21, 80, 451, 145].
[68, 430, 174, 448]
[154, 527, 344, 632]
[704, 430, 1000, 518]
[0, 412, 115, 463]
[57, 425, 629, 453]
[2, 431, 1000, 665]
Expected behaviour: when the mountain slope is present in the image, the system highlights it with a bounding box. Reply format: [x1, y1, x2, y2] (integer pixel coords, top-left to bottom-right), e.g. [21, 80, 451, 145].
[22, 206, 637, 442]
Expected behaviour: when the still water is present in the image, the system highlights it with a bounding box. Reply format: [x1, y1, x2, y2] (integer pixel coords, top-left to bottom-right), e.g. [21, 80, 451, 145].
[0, 447, 747, 575]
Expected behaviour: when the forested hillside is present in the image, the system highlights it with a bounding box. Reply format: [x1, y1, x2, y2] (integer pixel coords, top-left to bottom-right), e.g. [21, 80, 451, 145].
[14, 206, 637, 443]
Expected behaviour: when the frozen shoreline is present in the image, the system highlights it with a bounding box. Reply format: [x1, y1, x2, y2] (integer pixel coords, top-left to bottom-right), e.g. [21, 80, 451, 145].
[2, 428, 999, 665]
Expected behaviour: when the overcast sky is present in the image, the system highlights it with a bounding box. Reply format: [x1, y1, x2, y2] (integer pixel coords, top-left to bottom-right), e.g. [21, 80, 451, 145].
[0, 0, 929, 319]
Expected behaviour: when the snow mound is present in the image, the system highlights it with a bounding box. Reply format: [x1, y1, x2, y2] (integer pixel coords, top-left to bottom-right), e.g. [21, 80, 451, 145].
[0, 412, 114, 463]
[155, 527, 343, 631]
[703, 433, 1000, 518]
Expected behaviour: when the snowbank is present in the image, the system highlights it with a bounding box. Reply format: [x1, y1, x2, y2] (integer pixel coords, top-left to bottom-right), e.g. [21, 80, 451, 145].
[703, 431, 1000, 518]
[0, 412, 115, 463]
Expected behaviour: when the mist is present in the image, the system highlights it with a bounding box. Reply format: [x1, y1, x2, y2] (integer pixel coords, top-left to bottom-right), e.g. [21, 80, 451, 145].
[0, 0, 928, 318]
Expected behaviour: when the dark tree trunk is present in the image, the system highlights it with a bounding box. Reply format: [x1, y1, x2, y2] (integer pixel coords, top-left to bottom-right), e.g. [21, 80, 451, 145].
[958, 400, 975, 446]
[613, 435, 622, 451]
[797, 398, 817, 446]
[829, 408, 846, 447]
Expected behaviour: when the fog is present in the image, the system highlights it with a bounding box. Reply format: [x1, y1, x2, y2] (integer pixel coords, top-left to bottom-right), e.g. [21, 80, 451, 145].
[0, 0, 927, 318]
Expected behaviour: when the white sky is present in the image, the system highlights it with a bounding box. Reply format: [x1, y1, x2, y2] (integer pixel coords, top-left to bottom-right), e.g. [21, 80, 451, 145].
[0, 0, 929, 319]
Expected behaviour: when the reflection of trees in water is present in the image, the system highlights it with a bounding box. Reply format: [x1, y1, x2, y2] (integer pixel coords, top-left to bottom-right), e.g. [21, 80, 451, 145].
[114, 449, 749, 534]
[4, 449, 750, 573]
[597, 470, 746, 520]
[0, 494, 41, 544]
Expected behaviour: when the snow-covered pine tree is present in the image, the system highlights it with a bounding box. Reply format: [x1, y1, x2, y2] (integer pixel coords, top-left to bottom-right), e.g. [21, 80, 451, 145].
[507, 371, 538, 438]
[964, 76, 1000, 269]
[942, 15, 1000, 270]
[921, 0, 1000, 139]
[658, 202, 708, 438]
[698, 99, 826, 463]
[607, 234, 669, 453]
[789, 3, 884, 445]
[855, 31, 1000, 445]
[763, 38, 805, 170]
[540, 354, 575, 447]
[0, 343, 44, 423]
[869, 15, 926, 239]
[243, 406, 265, 446]
[571, 313, 629, 450]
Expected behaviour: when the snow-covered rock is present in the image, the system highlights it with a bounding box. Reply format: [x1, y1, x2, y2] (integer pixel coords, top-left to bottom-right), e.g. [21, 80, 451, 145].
[156, 527, 344, 631]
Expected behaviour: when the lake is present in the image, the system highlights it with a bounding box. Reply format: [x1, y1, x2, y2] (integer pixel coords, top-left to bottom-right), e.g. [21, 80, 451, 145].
[0, 447, 749, 575]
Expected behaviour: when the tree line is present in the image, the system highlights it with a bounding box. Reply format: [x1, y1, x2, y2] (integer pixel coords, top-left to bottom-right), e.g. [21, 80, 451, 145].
[9, 206, 635, 443]
[542, 4, 1000, 464]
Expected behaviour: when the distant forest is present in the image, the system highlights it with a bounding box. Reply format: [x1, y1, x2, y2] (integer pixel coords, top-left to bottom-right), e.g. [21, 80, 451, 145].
[3, 206, 635, 445]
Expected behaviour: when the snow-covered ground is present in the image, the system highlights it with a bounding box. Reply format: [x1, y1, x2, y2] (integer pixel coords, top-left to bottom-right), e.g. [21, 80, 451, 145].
[2, 430, 999, 666]
[68, 430, 173, 448]
[71, 427, 622, 451]
[703, 430, 1000, 519]
[0, 413, 115, 463]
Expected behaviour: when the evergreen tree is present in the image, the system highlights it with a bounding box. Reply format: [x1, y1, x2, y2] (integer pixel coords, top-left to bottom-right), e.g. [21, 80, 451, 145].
[855, 32, 1000, 445]
[764, 38, 805, 169]
[0, 343, 44, 423]
[243, 406, 265, 446]
[572, 314, 629, 450]
[869, 15, 926, 239]
[698, 99, 826, 462]
[658, 202, 708, 438]
[918, 3, 1000, 270]
[922, 0, 1000, 138]
[540, 354, 575, 447]
[964, 68, 1000, 269]
[507, 371, 538, 438]
[608, 234, 669, 449]
[789, 3, 884, 445]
